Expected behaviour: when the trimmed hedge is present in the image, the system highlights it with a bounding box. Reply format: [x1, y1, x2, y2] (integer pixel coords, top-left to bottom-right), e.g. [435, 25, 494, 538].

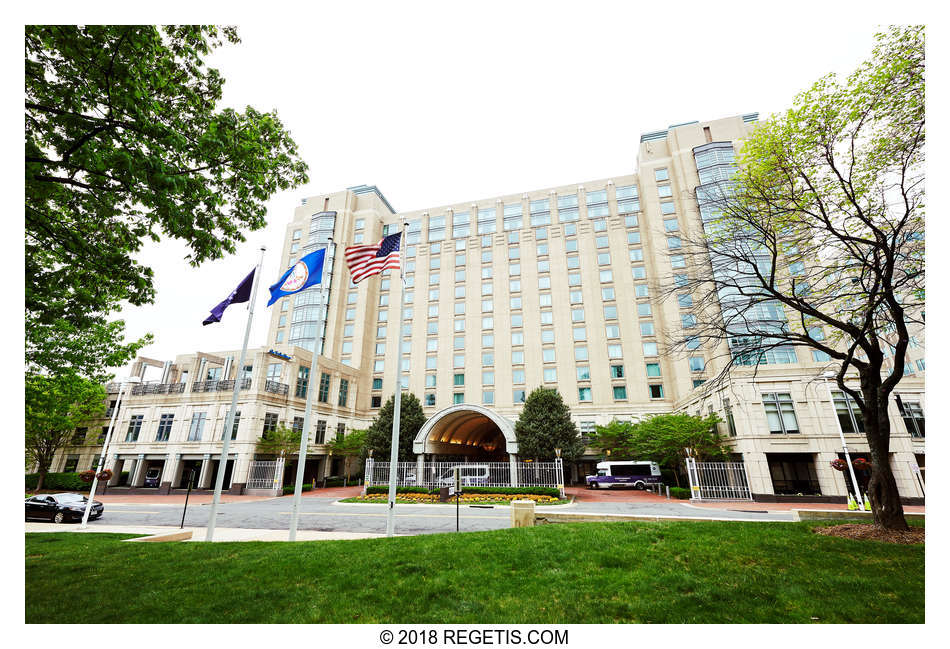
[669, 487, 691, 500]
[323, 476, 362, 488]
[282, 484, 313, 495]
[26, 472, 90, 491]
[365, 485, 561, 498]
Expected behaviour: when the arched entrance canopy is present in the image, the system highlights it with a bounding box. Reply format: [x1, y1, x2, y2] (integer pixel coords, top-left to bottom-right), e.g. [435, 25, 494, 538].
[413, 404, 518, 456]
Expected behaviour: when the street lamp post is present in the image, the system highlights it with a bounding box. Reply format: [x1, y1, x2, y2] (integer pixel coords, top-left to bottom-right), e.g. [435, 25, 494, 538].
[323, 450, 333, 489]
[554, 447, 564, 498]
[80, 375, 141, 529]
[822, 372, 866, 511]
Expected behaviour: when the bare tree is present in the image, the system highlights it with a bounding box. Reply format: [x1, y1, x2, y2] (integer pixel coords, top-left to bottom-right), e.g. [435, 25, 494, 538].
[663, 26, 924, 530]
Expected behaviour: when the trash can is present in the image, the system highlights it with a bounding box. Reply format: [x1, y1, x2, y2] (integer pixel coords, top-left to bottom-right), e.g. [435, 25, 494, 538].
[439, 486, 452, 502]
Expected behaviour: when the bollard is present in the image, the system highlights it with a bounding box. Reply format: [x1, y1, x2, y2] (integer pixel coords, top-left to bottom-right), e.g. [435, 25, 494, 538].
[510, 499, 536, 528]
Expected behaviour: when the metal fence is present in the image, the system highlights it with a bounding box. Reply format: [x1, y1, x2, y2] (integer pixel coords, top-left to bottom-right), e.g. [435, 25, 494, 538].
[246, 458, 285, 490]
[364, 460, 563, 490]
[685, 457, 752, 500]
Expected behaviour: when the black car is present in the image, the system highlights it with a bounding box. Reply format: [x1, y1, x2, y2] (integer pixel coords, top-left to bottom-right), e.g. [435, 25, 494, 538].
[25, 493, 103, 523]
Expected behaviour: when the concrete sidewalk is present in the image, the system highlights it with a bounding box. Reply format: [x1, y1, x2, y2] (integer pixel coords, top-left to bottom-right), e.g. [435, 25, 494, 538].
[25, 522, 385, 542]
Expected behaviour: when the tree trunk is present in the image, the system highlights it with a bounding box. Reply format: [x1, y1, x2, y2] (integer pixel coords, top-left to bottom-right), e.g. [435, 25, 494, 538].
[860, 372, 909, 531]
[36, 467, 47, 491]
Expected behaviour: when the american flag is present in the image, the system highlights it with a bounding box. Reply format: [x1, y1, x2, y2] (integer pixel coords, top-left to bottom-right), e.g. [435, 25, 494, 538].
[344, 232, 402, 283]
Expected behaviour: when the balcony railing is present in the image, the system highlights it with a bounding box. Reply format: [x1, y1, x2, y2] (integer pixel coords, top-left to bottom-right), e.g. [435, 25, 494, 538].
[192, 378, 252, 393]
[264, 380, 289, 396]
[132, 382, 187, 395]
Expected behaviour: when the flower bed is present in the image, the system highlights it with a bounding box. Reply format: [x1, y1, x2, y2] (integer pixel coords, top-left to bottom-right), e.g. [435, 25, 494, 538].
[352, 492, 562, 504]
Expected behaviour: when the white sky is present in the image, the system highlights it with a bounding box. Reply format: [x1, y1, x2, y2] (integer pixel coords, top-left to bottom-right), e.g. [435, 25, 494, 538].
[113, 5, 907, 381]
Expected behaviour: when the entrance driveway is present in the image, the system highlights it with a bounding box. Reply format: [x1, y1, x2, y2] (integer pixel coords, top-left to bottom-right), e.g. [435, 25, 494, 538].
[567, 486, 671, 503]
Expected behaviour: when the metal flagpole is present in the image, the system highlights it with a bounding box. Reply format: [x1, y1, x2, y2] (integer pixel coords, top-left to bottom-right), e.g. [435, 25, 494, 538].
[386, 222, 409, 538]
[80, 376, 139, 529]
[289, 239, 335, 540]
[823, 373, 866, 511]
[205, 246, 267, 541]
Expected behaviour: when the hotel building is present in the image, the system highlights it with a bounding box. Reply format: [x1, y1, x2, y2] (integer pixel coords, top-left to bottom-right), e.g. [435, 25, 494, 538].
[51, 113, 925, 501]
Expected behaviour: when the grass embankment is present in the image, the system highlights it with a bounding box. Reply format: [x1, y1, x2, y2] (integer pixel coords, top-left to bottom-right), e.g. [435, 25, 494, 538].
[25, 521, 923, 623]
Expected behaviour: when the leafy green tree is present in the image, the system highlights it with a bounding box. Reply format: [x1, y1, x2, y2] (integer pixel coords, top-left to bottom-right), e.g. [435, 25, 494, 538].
[26, 373, 107, 490]
[255, 425, 301, 457]
[514, 388, 584, 461]
[590, 414, 727, 486]
[587, 419, 639, 460]
[25, 25, 308, 379]
[671, 27, 923, 529]
[327, 429, 368, 484]
[365, 394, 426, 462]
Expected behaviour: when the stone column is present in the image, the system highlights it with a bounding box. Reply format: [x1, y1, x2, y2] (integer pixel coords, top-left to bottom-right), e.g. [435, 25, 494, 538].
[509, 454, 519, 487]
[107, 457, 123, 486]
[816, 452, 843, 497]
[131, 454, 148, 487]
[416, 454, 425, 487]
[160, 452, 179, 495]
[742, 452, 771, 497]
[197, 453, 213, 489]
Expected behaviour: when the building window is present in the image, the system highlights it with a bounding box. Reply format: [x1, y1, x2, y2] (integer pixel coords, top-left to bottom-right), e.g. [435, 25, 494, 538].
[262, 412, 279, 436]
[897, 399, 924, 438]
[613, 385, 627, 400]
[648, 385, 664, 399]
[513, 389, 527, 404]
[156, 414, 173, 442]
[643, 342, 658, 356]
[577, 365, 591, 381]
[575, 346, 588, 361]
[640, 322, 655, 336]
[578, 387, 592, 402]
[318, 373, 331, 403]
[610, 364, 624, 378]
[314, 420, 327, 444]
[295, 366, 310, 399]
[724, 398, 737, 436]
[187, 412, 206, 441]
[453, 393, 465, 404]
[371, 395, 382, 408]
[543, 367, 557, 382]
[512, 369, 525, 384]
[763, 392, 800, 434]
[227, 411, 241, 440]
[832, 391, 864, 434]
[125, 414, 144, 442]
[645, 362, 661, 377]
[655, 168, 669, 181]
[425, 393, 436, 406]
[688, 356, 705, 372]
[338, 379, 349, 407]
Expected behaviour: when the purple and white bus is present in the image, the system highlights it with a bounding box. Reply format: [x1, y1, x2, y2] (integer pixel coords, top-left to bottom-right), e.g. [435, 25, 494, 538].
[586, 461, 662, 490]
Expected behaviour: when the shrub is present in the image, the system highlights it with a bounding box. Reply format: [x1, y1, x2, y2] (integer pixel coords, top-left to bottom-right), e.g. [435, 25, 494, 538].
[25, 472, 91, 491]
[669, 487, 691, 500]
[282, 484, 313, 495]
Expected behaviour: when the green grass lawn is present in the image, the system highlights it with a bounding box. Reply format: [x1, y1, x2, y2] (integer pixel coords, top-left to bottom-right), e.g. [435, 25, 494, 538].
[25, 521, 923, 623]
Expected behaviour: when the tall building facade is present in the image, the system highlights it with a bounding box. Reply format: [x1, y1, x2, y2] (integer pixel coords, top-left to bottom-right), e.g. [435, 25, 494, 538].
[49, 113, 925, 501]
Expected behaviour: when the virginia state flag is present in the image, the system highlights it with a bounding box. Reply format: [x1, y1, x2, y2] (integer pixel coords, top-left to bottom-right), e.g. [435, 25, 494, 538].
[267, 248, 327, 306]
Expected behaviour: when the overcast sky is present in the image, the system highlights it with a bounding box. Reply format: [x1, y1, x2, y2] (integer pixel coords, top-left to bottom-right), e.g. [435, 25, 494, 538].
[106, 6, 903, 380]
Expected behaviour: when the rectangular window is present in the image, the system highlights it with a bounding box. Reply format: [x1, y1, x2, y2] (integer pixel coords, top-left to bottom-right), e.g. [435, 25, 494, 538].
[125, 414, 144, 442]
[338, 379, 349, 407]
[575, 346, 588, 361]
[371, 396, 382, 408]
[318, 373, 331, 403]
[453, 211, 471, 239]
[763, 392, 800, 434]
[898, 399, 925, 438]
[655, 168, 669, 181]
[643, 342, 658, 356]
[645, 362, 661, 377]
[578, 387, 592, 402]
[832, 391, 865, 434]
[577, 365, 591, 381]
[482, 352, 494, 366]
[186, 412, 206, 441]
[607, 344, 622, 359]
[648, 384, 664, 399]
[613, 385, 627, 400]
[512, 369, 525, 384]
[640, 322, 655, 336]
[543, 367, 557, 383]
[513, 389, 527, 404]
[295, 366, 310, 399]
[454, 354, 465, 368]
[483, 390, 495, 405]
[154, 415, 173, 442]
[482, 371, 494, 385]
[453, 392, 465, 404]
[262, 412, 278, 436]
[688, 356, 705, 372]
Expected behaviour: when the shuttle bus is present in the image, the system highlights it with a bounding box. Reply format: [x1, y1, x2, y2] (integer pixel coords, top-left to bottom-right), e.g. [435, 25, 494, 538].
[586, 461, 662, 490]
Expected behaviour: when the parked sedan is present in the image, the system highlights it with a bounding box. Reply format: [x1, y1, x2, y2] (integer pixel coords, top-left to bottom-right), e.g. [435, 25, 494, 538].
[25, 493, 103, 523]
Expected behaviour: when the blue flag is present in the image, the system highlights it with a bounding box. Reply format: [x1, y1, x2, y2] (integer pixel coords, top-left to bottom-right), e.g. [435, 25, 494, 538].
[267, 248, 327, 306]
[203, 269, 255, 326]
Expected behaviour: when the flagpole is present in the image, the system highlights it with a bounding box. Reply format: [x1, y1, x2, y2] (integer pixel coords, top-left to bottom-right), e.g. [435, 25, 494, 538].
[205, 246, 266, 542]
[385, 222, 409, 538]
[289, 239, 335, 541]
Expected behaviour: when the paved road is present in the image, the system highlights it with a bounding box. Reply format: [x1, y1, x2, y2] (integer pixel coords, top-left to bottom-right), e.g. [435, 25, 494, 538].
[79, 497, 794, 536]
